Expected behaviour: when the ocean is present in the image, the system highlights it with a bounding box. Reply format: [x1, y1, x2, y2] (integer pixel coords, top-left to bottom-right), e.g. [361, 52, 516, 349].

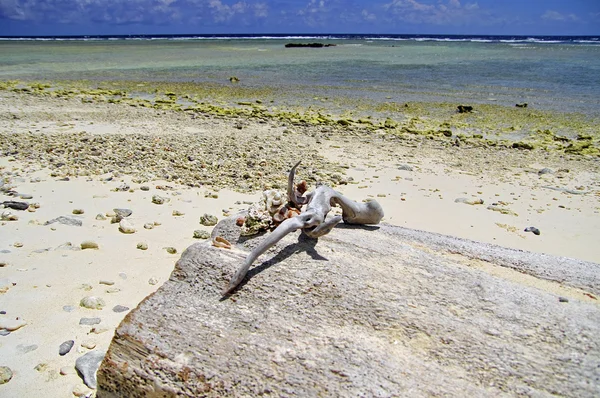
[1, 34, 599, 117]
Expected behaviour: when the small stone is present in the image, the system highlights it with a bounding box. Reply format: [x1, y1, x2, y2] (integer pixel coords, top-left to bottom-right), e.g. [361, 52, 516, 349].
[59, 340, 75, 355]
[152, 195, 166, 205]
[79, 296, 105, 310]
[79, 318, 101, 326]
[398, 164, 413, 171]
[115, 183, 130, 192]
[80, 241, 99, 250]
[140, 185, 150, 191]
[148, 277, 159, 285]
[63, 305, 76, 312]
[143, 223, 154, 230]
[193, 229, 211, 239]
[524, 226, 541, 235]
[172, 210, 185, 216]
[72, 209, 85, 215]
[99, 280, 114, 286]
[81, 341, 97, 350]
[165, 247, 177, 254]
[0, 318, 27, 331]
[95, 213, 106, 220]
[112, 305, 130, 313]
[200, 213, 218, 226]
[113, 208, 132, 218]
[559, 297, 569, 303]
[118, 219, 136, 234]
[0, 366, 12, 384]
[538, 168, 554, 175]
[72, 384, 93, 397]
[45, 216, 82, 227]
[13, 242, 23, 248]
[136, 242, 148, 250]
[105, 287, 121, 293]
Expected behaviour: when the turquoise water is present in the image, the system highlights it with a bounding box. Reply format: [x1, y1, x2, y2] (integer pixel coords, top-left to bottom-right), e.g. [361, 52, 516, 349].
[1, 37, 599, 116]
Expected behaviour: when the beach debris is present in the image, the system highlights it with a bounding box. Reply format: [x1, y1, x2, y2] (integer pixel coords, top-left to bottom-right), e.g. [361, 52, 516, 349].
[1, 201, 29, 210]
[0, 318, 27, 331]
[0, 366, 12, 384]
[143, 223, 154, 229]
[45, 216, 82, 227]
[112, 305, 129, 313]
[515, 103, 528, 108]
[524, 227, 541, 236]
[80, 296, 105, 310]
[193, 229, 210, 239]
[200, 213, 218, 226]
[212, 236, 232, 249]
[1, 210, 18, 221]
[118, 219, 136, 234]
[75, 350, 105, 389]
[224, 160, 384, 295]
[285, 42, 336, 48]
[80, 241, 99, 250]
[59, 340, 75, 356]
[457, 105, 473, 113]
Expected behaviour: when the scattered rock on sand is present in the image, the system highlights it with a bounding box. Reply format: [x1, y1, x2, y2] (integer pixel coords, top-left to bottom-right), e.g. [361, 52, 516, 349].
[72, 209, 85, 215]
[1, 210, 18, 221]
[136, 242, 148, 250]
[524, 227, 541, 235]
[398, 164, 413, 171]
[151, 195, 166, 205]
[95, 213, 107, 220]
[0, 366, 13, 384]
[200, 213, 218, 226]
[0, 318, 27, 331]
[538, 168, 554, 175]
[164, 247, 177, 254]
[112, 305, 129, 313]
[172, 210, 184, 216]
[79, 318, 101, 326]
[193, 229, 210, 239]
[80, 296, 105, 310]
[143, 223, 154, 230]
[118, 219, 136, 234]
[72, 384, 93, 397]
[45, 216, 82, 227]
[1, 201, 29, 210]
[75, 351, 105, 389]
[148, 277, 159, 286]
[455, 197, 484, 205]
[59, 340, 75, 356]
[99, 280, 114, 286]
[113, 208, 132, 218]
[80, 241, 99, 250]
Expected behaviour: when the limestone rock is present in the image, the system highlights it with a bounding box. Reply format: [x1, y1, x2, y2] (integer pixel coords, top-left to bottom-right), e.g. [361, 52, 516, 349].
[80, 296, 105, 310]
[75, 350, 105, 389]
[98, 218, 600, 397]
[118, 219, 136, 234]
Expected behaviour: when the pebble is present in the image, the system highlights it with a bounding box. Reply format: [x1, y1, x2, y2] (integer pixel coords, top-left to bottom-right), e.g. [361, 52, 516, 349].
[172, 210, 185, 216]
[193, 229, 211, 239]
[59, 340, 75, 356]
[81, 341, 97, 350]
[148, 277, 159, 285]
[143, 223, 154, 230]
[106, 287, 121, 293]
[75, 350, 105, 388]
[200, 213, 218, 226]
[140, 185, 150, 191]
[538, 168, 554, 175]
[165, 247, 177, 254]
[1, 201, 29, 210]
[0, 366, 12, 384]
[80, 241, 99, 250]
[45, 216, 82, 227]
[455, 197, 484, 205]
[136, 242, 148, 250]
[0, 318, 27, 331]
[72, 209, 85, 215]
[115, 183, 130, 192]
[79, 318, 101, 326]
[119, 219, 136, 234]
[152, 195, 166, 204]
[114, 208, 132, 218]
[524, 226, 541, 235]
[95, 213, 106, 220]
[559, 297, 569, 303]
[112, 305, 130, 313]
[79, 296, 105, 310]
[13, 242, 23, 248]
[398, 164, 414, 171]
[99, 280, 114, 286]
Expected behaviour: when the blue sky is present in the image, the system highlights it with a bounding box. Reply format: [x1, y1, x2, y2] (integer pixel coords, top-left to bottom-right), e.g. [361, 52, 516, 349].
[0, 0, 599, 36]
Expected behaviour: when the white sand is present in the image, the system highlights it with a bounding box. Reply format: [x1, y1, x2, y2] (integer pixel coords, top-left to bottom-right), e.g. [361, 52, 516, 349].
[1, 92, 599, 396]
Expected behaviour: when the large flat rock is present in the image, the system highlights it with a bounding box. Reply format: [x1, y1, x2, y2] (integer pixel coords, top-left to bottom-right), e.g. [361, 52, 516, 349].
[97, 218, 600, 397]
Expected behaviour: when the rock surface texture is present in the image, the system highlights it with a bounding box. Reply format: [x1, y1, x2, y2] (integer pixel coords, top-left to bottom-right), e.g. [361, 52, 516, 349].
[97, 217, 600, 397]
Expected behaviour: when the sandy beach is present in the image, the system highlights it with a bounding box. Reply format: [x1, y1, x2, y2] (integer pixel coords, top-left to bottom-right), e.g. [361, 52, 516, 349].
[1, 86, 600, 396]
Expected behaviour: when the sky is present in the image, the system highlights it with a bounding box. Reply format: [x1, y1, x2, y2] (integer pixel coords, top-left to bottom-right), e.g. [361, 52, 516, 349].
[0, 0, 599, 36]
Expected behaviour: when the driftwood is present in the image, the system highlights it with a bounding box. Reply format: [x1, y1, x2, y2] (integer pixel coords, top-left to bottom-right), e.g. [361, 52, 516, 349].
[224, 161, 384, 295]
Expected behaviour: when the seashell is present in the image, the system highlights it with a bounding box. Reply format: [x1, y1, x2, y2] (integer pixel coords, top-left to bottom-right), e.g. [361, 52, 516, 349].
[212, 236, 232, 249]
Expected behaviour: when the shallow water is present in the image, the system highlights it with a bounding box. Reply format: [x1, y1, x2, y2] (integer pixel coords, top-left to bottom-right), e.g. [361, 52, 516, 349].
[1, 36, 599, 116]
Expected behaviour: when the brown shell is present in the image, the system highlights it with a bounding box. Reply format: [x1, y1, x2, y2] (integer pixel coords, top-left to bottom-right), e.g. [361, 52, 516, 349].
[212, 236, 232, 249]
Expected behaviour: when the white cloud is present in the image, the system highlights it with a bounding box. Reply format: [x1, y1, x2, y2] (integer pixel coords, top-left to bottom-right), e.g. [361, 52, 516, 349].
[541, 10, 579, 22]
[361, 9, 376, 22]
[383, 0, 482, 26]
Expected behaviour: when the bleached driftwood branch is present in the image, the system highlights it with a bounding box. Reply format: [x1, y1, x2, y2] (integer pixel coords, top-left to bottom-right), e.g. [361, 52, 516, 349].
[224, 161, 384, 295]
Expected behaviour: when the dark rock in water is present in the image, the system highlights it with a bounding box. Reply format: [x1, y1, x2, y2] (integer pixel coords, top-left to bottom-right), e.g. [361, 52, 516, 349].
[98, 217, 600, 397]
[44, 216, 82, 227]
[524, 226, 541, 235]
[1, 201, 29, 211]
[76, 350, 105, 389]
[59, 340, 75, 356]
[515, 103, 528, 108]
[457, 105, 473, 113]
[285, 42, 336, 48]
